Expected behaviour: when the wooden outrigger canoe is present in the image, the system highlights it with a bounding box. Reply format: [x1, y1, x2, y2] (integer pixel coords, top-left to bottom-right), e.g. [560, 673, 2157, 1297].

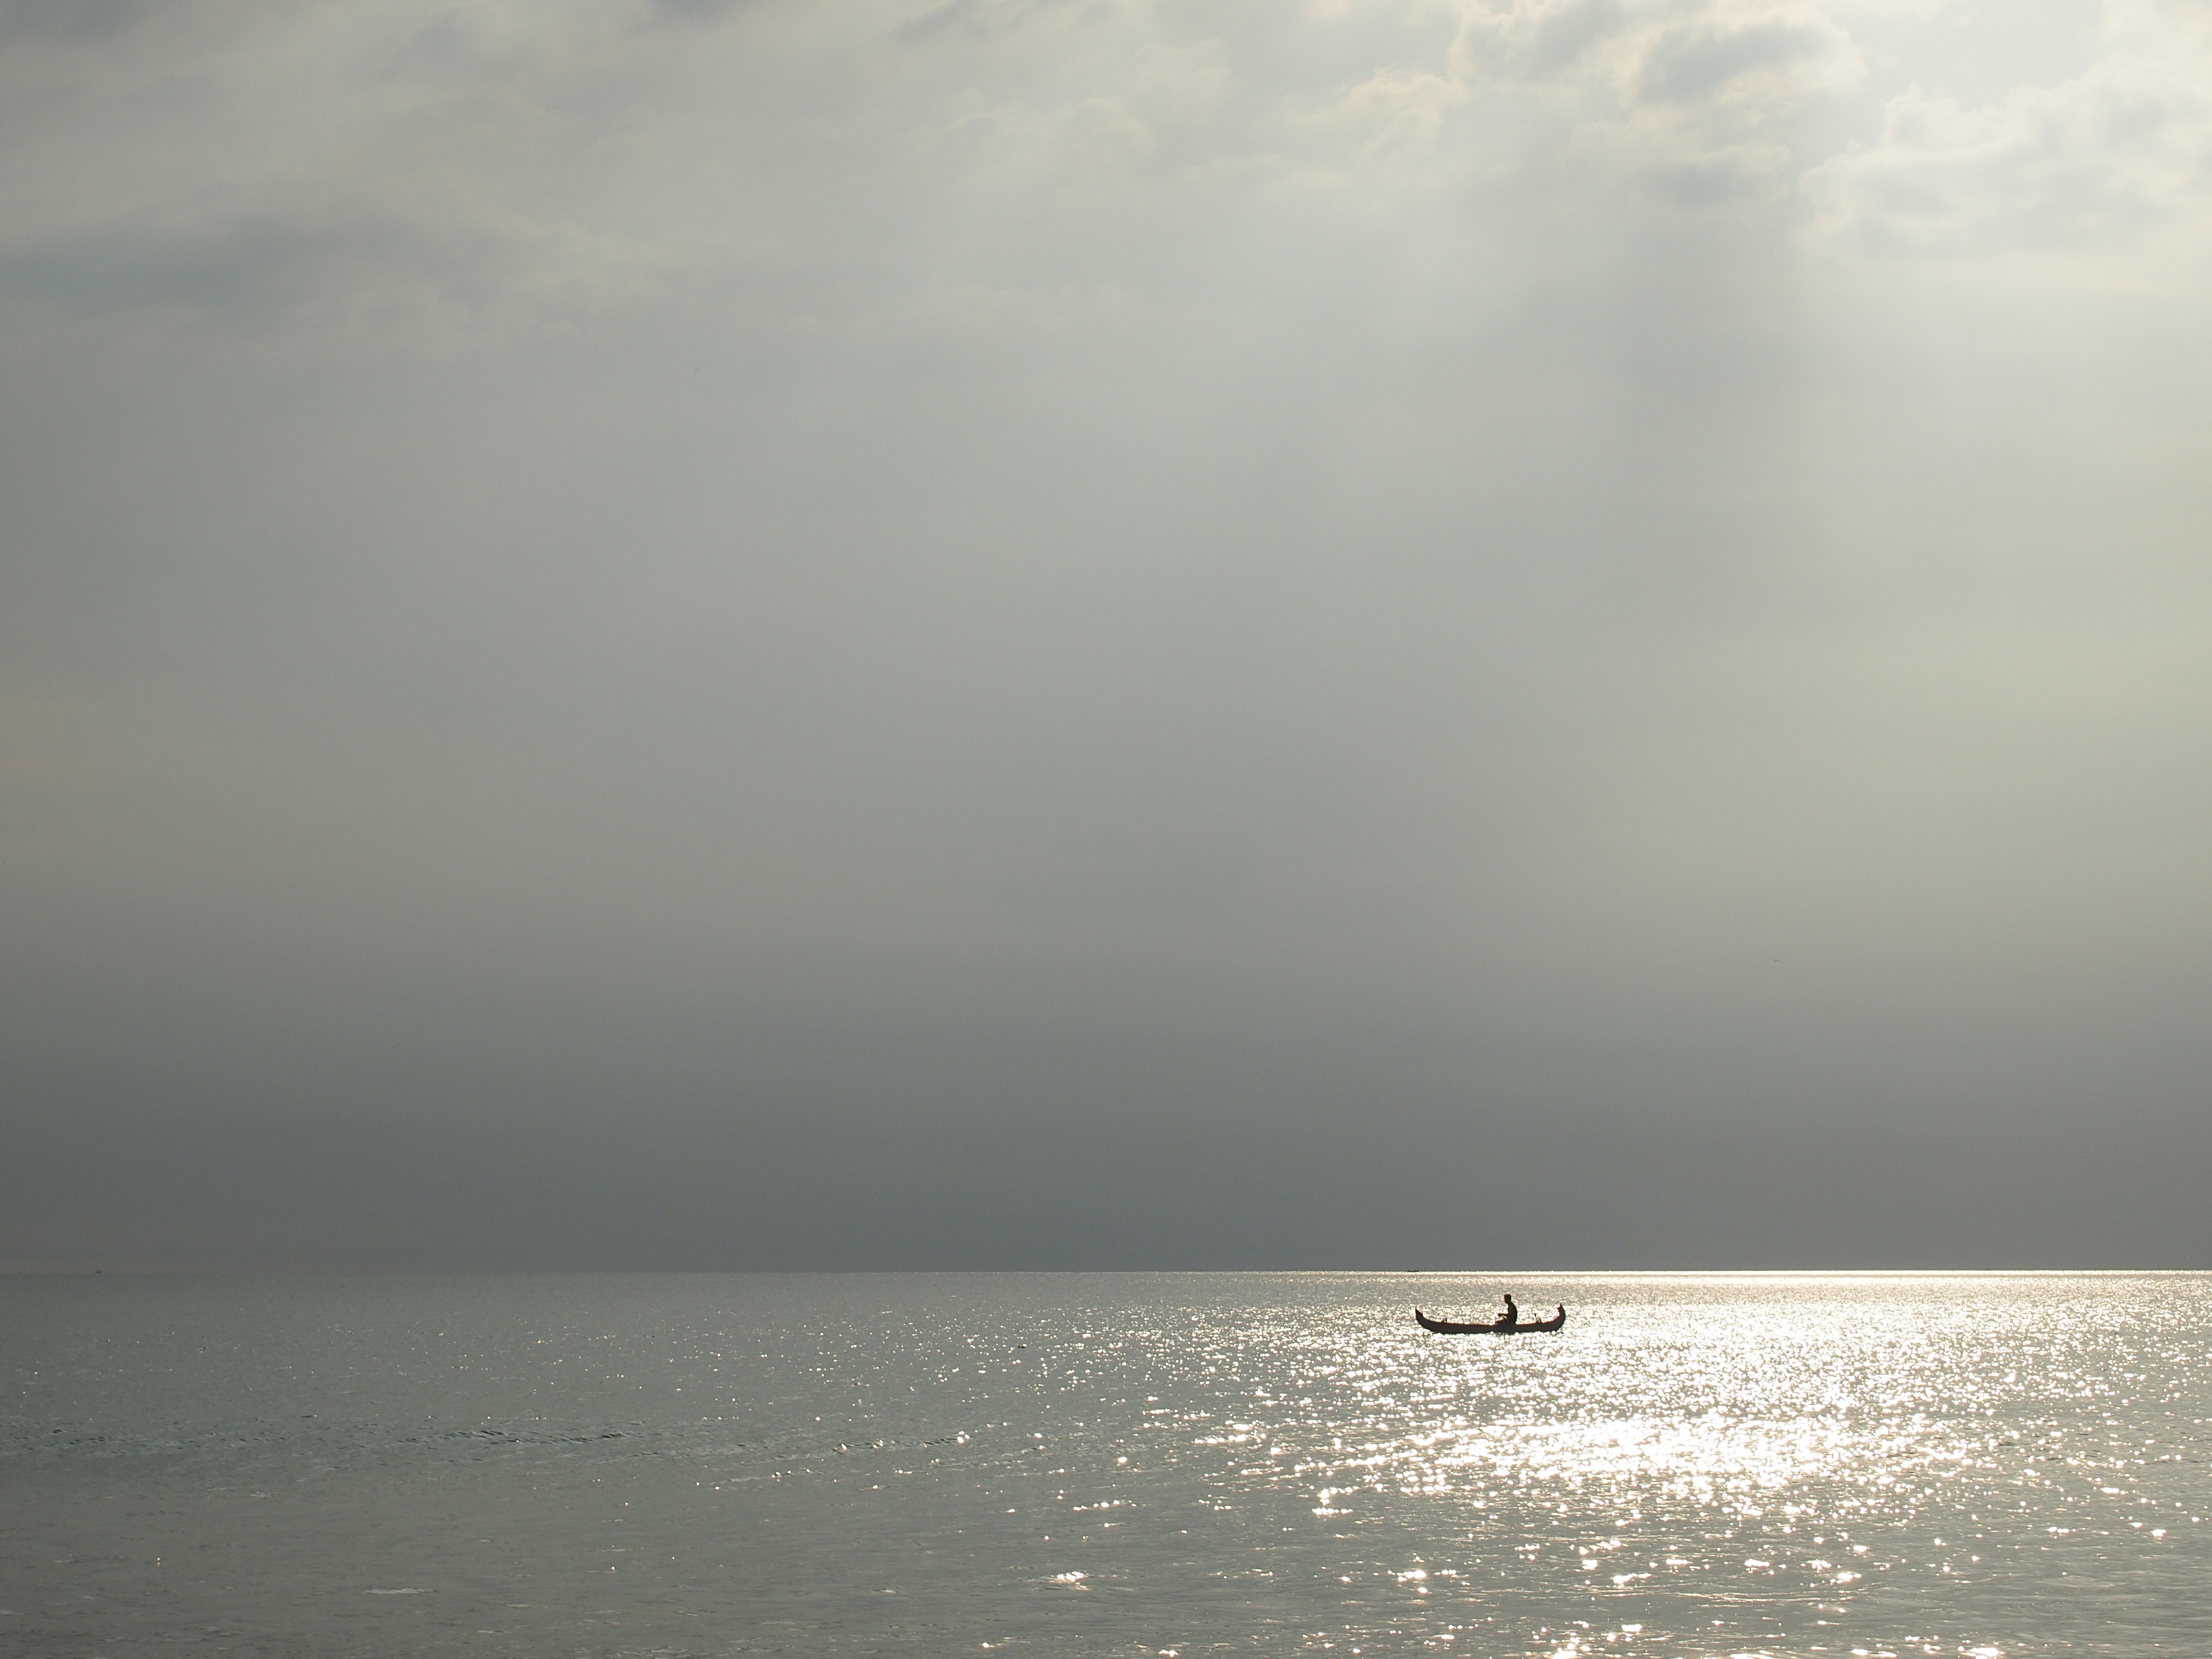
[1414, 1305, 1567, 1334]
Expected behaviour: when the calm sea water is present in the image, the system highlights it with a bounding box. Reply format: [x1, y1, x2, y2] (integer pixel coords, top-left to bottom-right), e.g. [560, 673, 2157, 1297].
[3, 1273, 2207, 1657]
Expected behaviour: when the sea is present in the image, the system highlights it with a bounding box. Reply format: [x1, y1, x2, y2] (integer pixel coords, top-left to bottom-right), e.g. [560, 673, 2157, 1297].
[3, 1272, 2207, 1657]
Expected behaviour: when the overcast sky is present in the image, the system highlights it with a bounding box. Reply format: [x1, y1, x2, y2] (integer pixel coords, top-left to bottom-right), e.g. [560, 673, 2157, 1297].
[5, 0, 2211, 1271]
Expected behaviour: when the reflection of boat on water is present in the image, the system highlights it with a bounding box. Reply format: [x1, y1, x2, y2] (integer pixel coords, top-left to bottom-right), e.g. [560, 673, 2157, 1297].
[1414, 1305, 1567, 1334]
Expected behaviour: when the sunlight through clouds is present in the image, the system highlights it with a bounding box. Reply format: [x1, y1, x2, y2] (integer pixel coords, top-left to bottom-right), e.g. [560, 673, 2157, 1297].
[5, 0, 2212, 1268]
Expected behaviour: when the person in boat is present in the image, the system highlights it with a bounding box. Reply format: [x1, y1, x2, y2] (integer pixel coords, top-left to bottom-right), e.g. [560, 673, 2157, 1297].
[1497, 1293, 1519, 1329]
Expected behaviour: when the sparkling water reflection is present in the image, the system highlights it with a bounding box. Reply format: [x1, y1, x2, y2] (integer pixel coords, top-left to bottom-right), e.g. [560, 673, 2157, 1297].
[3, 1273, 2208, 1656]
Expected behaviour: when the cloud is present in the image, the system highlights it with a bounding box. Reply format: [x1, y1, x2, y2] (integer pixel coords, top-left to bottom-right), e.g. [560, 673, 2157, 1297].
[1446, 0, 1864, 199]
[896, 27, 1249, 202]
[650, 0, 763, 20]
[0, 204, 678, 348]
[1805, 4, 2212, 258]
[895, 0, 1148, 52]
[907, 278, 1147, 335]
[1637, 16, 1841, 104]
[1453, 0, 1634, 83]
[1300, 67, 1469, 167]
[0, 0, 171, 38]
[1452, 0, 1860, 104]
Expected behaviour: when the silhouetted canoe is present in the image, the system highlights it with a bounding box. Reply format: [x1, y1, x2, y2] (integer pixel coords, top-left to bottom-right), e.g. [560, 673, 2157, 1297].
[1414, 1305, 1567, 1334]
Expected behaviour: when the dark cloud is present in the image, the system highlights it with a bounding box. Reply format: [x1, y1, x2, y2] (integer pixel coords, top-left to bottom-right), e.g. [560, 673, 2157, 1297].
[0, 0, 169, 38]
[896, 0, 1020, 48]
[0, 218, 320, 322]
[1639, 21, 1835, 104]
[650, 0, 763, 22]
[0, 208, 668, 343]
[1522, 0, 1623, 79]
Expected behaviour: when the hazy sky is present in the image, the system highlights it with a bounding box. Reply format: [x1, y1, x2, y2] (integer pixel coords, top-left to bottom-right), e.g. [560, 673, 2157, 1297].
[5, 0, 2211, 1271]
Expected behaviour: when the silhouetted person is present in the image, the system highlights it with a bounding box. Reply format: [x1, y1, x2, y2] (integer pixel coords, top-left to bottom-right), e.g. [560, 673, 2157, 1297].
[1497, 1293, 1519, 1329]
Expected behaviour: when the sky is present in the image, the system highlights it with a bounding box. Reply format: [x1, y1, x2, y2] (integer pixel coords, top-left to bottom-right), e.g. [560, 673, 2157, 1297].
[4, 0, 2211, 1271]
